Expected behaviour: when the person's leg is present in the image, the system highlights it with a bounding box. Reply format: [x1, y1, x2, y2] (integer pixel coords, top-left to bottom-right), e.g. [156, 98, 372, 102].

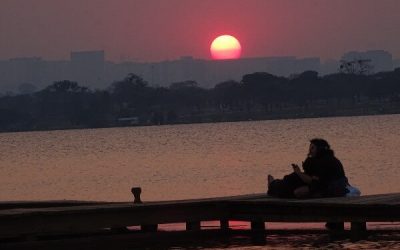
[293, 186, 310, 198]
[267, 178, 290, 197]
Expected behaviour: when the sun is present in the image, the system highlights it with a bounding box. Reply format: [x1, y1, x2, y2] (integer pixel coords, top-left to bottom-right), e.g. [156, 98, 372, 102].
[210, 35, 242, 60]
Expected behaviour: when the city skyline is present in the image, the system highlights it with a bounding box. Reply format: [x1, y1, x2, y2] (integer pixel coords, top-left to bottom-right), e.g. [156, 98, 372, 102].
[0, 49, 397, 93]
[1, 0, 400, 62]
[1, 47, 399, 64]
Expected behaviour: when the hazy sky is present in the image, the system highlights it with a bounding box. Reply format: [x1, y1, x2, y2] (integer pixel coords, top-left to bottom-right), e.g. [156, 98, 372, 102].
[1, 0, 399, 62]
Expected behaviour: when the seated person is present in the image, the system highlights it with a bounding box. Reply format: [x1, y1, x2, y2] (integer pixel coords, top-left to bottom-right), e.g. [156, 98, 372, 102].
[267, 138, 349, 199]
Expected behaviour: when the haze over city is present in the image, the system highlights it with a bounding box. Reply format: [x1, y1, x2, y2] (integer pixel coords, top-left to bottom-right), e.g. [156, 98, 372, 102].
[2, 1, 400, 248]
[1, 0, 400, 62]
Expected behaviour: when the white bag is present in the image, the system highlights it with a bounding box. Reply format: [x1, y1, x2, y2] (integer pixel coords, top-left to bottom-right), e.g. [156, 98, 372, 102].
[345, 184, 361, 197]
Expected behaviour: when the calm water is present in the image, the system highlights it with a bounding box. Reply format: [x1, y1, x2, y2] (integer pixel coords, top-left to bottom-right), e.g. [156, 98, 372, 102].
[1, 114, 400, 202]
[1, 114, 400, 249]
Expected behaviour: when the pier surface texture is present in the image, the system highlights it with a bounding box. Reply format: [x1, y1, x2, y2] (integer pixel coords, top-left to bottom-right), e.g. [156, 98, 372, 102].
[1, 193, 399, 246]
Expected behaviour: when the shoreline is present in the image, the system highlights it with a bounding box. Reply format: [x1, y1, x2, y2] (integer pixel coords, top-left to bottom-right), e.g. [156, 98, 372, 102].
[1, 109, 400, 134]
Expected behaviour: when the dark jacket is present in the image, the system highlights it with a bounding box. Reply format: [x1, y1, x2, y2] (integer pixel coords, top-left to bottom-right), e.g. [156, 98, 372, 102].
[302, 155, 348, 197]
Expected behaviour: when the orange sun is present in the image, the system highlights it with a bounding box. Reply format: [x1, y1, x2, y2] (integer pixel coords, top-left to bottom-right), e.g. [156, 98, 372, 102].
[210, 35, 242, 60]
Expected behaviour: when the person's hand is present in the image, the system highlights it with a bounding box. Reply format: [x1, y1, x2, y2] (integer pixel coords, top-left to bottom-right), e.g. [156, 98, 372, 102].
[291, 164, 301, 174]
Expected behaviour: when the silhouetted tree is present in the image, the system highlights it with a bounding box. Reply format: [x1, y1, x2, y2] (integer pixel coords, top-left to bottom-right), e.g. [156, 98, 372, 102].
[2, 68, 400, 132]
[169, 80, 198, 90]
[43, 80, 88, 93]
[168, 80, 208, 112]
[339, 59, 374, 75]
[36, 80, 90, 127]
[213, 80, 242, 111]
[109, 74, 151, 118]
[241, 72, 286, 111]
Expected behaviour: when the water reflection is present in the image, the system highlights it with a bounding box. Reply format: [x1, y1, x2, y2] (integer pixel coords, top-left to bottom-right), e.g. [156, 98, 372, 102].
[1, 114, 400, 202]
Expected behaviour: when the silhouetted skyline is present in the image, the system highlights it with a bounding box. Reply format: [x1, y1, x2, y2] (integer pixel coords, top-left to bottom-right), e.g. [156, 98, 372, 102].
[0, 49, 397, 93]
[1, 0, 400, 62]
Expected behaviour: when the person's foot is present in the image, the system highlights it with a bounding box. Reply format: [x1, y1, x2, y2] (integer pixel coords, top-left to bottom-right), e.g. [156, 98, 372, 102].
[267, 175, 274, 187]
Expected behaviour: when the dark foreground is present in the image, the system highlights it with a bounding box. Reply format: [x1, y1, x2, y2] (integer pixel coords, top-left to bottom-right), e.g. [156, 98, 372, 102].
[2, 228, 400, 250]
[1, 193, 400, 249]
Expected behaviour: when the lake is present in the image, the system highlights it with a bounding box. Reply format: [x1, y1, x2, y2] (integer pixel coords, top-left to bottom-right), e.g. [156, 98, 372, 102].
[1, 114, 400, 202]
[1, 114, 400, 249]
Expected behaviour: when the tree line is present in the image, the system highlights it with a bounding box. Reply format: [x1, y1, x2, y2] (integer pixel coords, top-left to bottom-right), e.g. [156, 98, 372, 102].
[1, 68, 400, 132]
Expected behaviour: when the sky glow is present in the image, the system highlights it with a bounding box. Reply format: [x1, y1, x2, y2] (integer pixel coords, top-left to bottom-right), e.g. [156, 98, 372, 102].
[0, 0, 399, 61]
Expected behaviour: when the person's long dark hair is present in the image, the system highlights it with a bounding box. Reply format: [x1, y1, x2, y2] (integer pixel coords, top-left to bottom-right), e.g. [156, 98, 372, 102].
[309, 138, 334, 158]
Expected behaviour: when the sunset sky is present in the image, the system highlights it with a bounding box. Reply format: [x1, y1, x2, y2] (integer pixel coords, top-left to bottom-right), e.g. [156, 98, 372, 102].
[1, 0, 399, 62]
